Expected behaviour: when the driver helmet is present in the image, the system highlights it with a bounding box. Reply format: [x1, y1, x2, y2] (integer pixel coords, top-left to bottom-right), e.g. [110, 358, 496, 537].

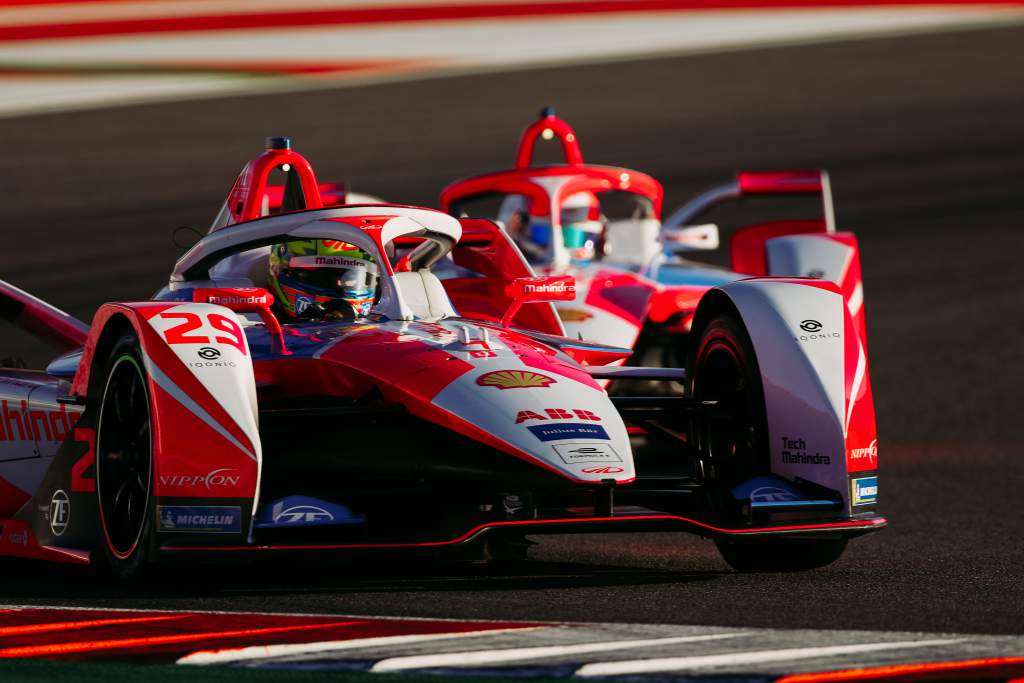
[268, 239, 379, 318]
[555, 191, 603, 265]
[498, 191, 603, 265]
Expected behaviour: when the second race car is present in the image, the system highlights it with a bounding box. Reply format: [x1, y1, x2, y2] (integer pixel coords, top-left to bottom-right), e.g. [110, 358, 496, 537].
[440, 108, 870, 373]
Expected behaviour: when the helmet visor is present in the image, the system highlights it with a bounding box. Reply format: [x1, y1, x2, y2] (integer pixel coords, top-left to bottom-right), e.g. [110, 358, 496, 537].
[281, 262, 378, 300]
[562, 220, 602, 249]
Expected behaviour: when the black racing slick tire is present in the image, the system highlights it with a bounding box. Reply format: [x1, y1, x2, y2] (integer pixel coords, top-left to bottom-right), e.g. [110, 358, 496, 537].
[690, 313, 770, 518]
[94, 334, 155, 581]
[691, 313, 848, 572]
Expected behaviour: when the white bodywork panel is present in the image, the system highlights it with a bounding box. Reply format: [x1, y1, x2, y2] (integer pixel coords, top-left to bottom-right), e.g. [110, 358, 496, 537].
[552, 267, 644, 351]
[390, 320, 634, 483]
[718, 279, 851, 506]
[765, 234, 853, 284]
[144, 302, 262, 465]
[661, 223, 720, 253]
[604, 218, 661, 266]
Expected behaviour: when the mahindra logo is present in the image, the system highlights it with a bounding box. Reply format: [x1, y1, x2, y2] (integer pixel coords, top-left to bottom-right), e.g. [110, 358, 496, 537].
[524, 283, 575, 294]
[799, 319, 823, 332]
[314, 256, 363, 267]
[209, 295, 267, 305]
[160, 468, 240, 490]
[581, 466, 624, 474]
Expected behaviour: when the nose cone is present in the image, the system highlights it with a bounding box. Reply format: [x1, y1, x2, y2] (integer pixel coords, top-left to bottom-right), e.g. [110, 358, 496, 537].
[431, 365, 635, 483]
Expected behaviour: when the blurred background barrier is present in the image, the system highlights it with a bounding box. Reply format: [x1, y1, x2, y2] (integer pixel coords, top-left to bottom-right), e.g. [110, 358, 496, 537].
[2, 0, 1024, 117]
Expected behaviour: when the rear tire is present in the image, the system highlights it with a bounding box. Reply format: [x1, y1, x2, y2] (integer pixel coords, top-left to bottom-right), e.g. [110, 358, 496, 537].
[95, 334, 154, 582]
[691, 313, 847, 571]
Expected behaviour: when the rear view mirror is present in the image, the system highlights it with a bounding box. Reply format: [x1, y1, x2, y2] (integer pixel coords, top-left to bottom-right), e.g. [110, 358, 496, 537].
[661, 223, 720, 252]
[193, 287, 286, 352]
[193, 287, 274, 312]
[501, 276, 576, 327]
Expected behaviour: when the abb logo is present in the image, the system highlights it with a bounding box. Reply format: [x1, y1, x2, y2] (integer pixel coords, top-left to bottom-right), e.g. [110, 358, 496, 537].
[515, 408, 602, 424]
[157, 311, 247, 356]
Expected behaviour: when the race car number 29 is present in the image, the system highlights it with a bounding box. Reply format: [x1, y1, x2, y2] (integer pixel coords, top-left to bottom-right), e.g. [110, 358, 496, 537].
[158, 311, 247, 355]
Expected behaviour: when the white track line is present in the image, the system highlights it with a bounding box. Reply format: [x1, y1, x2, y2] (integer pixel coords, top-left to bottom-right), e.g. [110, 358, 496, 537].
[178, 626, 547, 666]
[370, 633, 747, 672]
[573, 638, 963, 677]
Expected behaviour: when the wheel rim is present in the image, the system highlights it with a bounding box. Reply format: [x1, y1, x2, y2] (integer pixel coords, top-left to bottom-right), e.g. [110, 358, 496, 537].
[96, 354, 152, 560]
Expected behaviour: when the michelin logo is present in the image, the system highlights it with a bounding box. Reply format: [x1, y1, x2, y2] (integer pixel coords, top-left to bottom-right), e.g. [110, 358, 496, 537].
[852, 477, 878, 506]
[158, 506, 241, 533]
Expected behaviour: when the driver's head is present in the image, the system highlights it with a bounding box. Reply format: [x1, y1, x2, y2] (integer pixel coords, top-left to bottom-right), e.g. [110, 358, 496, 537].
[497, 191, 603, 265]
[558, 191, 603, 264]
[268, 239, 379, 319]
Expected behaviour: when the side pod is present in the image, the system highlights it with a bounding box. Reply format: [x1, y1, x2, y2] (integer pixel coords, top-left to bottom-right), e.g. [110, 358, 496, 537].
[710, 278, 877, 514]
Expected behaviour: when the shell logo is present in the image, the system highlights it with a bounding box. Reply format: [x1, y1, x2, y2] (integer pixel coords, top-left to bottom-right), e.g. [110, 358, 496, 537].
[476, 370, 555, 390]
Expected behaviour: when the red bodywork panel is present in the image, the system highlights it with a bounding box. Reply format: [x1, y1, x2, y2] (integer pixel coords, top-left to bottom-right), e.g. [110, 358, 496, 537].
[442, 165, 663, 220]
[264, 182, 347, 210]
[737, 170, 824, 195]
[515, 110, 584, 168]
[225, 146, 323, 225]
[70, 303, 259, 502]
[446, 219, 565, 335]
[730, 219, 827, 276]
[0, 280, 88, 351]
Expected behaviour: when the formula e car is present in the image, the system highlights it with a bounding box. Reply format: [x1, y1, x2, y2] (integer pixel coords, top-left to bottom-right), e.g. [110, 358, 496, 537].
[0, 138, 883, 580]
[440, 109, 870, 373]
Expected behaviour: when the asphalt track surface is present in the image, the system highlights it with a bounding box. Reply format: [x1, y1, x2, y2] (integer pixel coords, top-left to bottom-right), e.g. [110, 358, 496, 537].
[2, 25, 1024, 637]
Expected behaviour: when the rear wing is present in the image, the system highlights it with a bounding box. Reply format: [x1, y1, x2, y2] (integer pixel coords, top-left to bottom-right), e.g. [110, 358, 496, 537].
[0, 279, 88, 351]
[662, 170, 836, 233]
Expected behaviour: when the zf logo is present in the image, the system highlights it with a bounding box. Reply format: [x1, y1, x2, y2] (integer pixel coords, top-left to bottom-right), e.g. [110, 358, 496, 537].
[272, 504, 334, 524]
[49, 490, 70, 536]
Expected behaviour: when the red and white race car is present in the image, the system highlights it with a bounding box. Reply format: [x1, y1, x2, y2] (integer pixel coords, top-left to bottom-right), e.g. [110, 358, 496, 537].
[440, 109, 869, 372]
[0, 137, 882, 579]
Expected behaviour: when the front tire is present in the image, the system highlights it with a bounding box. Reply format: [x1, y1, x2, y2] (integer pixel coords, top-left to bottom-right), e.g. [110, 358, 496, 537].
[715, 537, 848, 572]
[691, 313, 847, 572]
[690, 313, 769, 519]
[95, 334, 154, 581]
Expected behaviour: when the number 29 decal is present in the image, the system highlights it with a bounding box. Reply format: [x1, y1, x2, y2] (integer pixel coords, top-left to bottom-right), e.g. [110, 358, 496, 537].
[158, 311, 247, 356]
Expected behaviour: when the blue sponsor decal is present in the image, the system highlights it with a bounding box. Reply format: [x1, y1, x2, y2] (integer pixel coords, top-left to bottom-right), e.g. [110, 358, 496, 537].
[852, 476, 878, 506]
[731, 475, 840, 510]
[157, 506, 241, 533]
[254, 496, 366, 529]
[732, 475, 804, 503]
[528, 422, 610, 442]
